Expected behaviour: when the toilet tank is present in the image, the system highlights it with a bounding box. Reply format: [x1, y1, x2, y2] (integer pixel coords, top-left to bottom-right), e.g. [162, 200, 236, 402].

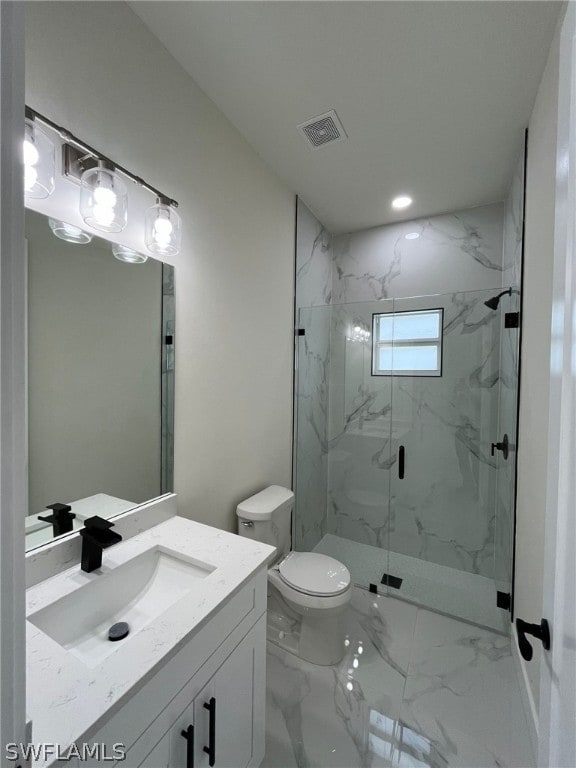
[236, 485, 294, 562]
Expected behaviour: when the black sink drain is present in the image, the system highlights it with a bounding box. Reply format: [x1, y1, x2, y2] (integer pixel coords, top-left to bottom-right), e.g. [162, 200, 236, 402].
[108, 621, 130, 642]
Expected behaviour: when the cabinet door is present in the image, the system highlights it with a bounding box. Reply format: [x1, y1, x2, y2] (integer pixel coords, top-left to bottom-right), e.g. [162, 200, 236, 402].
[138, 733, 171, 768]
[194, 617, 265, 768]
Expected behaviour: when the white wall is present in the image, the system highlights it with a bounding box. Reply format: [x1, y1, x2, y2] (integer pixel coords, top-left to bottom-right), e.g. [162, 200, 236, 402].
[26, 209, 162, 513]
[25, 1, 295, 532]
[515, 23, 561, 721]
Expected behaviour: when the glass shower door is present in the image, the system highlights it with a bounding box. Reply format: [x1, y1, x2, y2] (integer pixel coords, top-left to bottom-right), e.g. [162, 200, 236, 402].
[387, 290, 503, 628]
[294, 300, 394, 592]
[322, 300, 394, 590]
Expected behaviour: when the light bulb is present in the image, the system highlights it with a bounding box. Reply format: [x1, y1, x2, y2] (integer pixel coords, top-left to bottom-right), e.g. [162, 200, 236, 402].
[93, 204, 116, 227]
[354, 326, 361, 333]
[23, 138, 39, 167]
[23, 117, 55, 199]
[154, 217, 173, 236]
[93, 186, 117, 208]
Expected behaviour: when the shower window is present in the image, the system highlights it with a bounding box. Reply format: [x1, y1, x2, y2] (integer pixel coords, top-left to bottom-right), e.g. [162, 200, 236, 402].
[371, 308, 443, 376]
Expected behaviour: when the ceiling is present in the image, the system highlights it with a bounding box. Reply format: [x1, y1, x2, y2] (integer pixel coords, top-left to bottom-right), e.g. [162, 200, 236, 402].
[131, 1, 561, 234]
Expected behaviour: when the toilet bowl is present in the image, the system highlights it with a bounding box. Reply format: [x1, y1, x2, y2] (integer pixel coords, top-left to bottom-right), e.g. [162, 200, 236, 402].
[236, 486, 352, 665]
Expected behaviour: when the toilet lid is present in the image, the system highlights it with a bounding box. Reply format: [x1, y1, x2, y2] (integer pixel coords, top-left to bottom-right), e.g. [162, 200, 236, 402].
[278, 552, 351, 596]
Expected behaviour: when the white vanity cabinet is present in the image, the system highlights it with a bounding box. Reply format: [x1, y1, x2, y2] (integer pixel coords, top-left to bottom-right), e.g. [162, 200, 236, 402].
[81, 572, 267, 768]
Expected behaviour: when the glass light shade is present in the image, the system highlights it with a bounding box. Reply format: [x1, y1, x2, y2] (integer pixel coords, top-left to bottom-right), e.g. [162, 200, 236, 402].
[112, 244, 148, 264]
[80, 165, 127, 233]
[48, 218, 92, 244]
[145, 201, 181, 257]
[23, 118, 55, 199]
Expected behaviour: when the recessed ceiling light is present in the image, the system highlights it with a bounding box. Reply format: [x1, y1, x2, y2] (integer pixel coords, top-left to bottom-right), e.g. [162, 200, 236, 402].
[392, 195, 412, 210]
[405, 232, 420, 240]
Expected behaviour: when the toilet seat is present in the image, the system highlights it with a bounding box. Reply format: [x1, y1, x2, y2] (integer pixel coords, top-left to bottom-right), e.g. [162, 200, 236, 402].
[277, 551, 351, 597]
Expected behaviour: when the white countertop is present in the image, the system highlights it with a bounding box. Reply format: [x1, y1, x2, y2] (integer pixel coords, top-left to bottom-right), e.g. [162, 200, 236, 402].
[26, 516, 274, 766]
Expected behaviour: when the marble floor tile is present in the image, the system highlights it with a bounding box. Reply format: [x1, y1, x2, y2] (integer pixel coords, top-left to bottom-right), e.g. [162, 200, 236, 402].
[263, 589, 533, 768]
[349, 589, 419, 676]
[397, 609, 534, 768]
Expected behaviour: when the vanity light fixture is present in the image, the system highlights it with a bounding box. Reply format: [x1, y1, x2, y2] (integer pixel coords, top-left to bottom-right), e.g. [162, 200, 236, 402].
[48, 218, 92, 244]
[392, 195, 412, 210]
[112, 244, 148, 264]
[145, 197, 181, 257]
[23, 109, 55, 199]
[25, 106, 181, 254]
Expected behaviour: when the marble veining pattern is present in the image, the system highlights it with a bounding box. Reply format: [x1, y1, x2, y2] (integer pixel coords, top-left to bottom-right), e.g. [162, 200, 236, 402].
[294, 200, 334, 552]
[324, 291, 500, 580]
[262, 588, 533, 768]
[331, 204, 504, 305]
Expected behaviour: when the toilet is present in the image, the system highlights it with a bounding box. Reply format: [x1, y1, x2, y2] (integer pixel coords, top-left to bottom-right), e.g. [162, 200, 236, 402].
[236, 485, 352, 665]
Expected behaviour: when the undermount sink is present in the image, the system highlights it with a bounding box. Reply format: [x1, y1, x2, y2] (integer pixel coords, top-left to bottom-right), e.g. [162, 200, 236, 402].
[28, 546, 215, 666]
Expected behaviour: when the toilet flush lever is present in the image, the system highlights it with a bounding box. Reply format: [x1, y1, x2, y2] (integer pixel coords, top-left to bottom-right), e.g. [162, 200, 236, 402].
[240, 520, 254, 528]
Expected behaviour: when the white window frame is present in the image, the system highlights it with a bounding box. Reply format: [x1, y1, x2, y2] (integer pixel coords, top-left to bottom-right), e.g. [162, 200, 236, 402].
[371, 308, 444, 377]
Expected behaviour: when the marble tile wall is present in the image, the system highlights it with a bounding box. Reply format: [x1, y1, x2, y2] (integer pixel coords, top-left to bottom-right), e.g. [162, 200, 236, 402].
[331, 203, 504, 304]
[294, 201, 334, 551]
[326, 291, 501, 578]
[294, 198, 519, 584]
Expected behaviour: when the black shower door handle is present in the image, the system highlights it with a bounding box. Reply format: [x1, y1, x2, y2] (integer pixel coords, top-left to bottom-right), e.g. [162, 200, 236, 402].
[398, 445, 405, 479]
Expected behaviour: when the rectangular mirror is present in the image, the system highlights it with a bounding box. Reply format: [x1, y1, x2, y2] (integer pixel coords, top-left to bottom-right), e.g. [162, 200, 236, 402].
[25, 209, 174, 551]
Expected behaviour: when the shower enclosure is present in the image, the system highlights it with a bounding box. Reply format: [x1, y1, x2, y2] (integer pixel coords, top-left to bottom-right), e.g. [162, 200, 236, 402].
[294, 287, 520, 632]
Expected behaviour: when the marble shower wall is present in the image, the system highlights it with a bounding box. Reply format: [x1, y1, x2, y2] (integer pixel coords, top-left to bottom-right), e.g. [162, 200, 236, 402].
[331, 203, 505, 303]
[294, 201, 334, 551]
[294, 198, 519, 580]
[326, 291, 501, 578]
[495, 149, 525, 592]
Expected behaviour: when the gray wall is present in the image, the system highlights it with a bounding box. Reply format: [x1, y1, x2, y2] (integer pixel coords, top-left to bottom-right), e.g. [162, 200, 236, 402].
[27, 209, 162, 513]
[25, 2, 296, 532]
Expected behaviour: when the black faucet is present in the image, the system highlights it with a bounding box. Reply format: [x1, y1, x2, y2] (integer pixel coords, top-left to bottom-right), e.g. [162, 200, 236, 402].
[79, 516, 122, 573]
[38, 503, 76, 537]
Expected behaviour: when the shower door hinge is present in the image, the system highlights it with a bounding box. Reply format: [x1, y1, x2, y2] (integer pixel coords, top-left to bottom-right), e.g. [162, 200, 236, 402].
[497, 591, 511, 611]
[296, 328, 306, 336]
[165, 334, 173, 345]
[505, 312, 520, 329]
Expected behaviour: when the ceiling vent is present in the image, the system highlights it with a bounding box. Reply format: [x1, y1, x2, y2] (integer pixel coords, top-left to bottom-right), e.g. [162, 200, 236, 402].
[297, 110, 347, 149]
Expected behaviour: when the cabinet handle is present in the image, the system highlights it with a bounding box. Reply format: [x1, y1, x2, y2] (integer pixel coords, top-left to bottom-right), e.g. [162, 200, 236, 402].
[398, 445, 405, 479]
[203, 697, 216, 767]
[181, 724, 195, 768]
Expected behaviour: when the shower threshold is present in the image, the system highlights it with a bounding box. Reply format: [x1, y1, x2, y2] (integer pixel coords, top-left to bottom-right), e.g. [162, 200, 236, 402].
[313, 533, 508, 633]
